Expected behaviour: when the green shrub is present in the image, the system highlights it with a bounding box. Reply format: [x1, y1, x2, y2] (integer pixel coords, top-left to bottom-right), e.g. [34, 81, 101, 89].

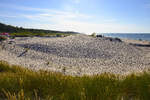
[91, 33, 96, 37]
[56, 34, 62, 37]
[0, 36, 7, 41]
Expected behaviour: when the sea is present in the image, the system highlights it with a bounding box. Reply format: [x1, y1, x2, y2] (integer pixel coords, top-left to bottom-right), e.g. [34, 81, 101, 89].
[99, 33, 150, 41]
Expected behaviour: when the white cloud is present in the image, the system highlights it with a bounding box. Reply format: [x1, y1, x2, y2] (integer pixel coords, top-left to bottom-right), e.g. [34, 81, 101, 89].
[1, 3, 149, 34]
[20, 9, 148, 34]
[0, 3, 66, 14]
[0, 15, 18, 18]
[22, 12, 150, 34]
[10, 12, 150, 34]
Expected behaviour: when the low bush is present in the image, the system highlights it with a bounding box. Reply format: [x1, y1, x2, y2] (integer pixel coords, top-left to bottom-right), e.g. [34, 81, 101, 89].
[0, 36, 8, 42]
[91, 33, 96, 37]
[96, 34, 103, 37]
[114, 37, 122, 42]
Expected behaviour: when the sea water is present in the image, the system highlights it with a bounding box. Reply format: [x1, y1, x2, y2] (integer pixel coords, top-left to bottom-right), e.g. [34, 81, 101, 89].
[100, 33, 150, 41]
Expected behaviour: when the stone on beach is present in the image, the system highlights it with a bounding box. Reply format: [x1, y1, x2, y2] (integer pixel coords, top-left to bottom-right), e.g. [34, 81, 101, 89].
[0, 34, 150, 75]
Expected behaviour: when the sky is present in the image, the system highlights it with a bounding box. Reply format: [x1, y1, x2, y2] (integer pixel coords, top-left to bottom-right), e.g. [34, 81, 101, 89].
[0, 0, 150, 34]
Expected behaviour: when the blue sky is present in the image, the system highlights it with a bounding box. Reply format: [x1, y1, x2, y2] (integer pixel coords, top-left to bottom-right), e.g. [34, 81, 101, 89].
[0, 0, 150, 34]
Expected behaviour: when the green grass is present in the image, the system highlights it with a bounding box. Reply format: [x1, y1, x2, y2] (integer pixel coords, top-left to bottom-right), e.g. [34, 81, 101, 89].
[10, 32, 72, 37]
[0, 61, 150, 100]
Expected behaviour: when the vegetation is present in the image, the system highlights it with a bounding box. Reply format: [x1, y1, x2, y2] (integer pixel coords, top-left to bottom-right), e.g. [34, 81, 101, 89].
[91, 33, 96, 37]
[0, 36, 8, 42]
[0, 22, 79, 37]
[10, 32, 71, 37]
[0, 61, 150, 100]
[96, 34, 103, 37]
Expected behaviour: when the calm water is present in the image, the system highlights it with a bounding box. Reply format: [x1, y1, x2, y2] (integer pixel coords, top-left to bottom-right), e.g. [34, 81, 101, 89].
[100, 33, 150, 41]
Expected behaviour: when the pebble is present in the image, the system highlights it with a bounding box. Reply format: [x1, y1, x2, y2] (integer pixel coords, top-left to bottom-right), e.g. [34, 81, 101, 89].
[0, 34, 150, 76]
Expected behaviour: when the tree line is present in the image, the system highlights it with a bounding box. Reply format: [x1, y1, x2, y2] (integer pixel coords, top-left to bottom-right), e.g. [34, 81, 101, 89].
[0, 22, 79, 36]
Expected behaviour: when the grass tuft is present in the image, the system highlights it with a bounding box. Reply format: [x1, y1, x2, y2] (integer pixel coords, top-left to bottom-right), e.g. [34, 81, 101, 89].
[0, 61, 150, 100]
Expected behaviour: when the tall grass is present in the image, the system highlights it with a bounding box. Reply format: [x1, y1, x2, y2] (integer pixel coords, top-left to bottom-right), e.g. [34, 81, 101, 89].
[0, 61, 150, 100]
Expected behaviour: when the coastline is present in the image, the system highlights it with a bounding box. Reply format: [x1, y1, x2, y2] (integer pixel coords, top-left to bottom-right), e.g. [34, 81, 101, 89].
[122, 38, 150, 45]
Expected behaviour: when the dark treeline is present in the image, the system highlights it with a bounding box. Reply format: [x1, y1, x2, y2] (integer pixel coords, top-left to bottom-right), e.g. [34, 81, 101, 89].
[0, 22, 79, 36]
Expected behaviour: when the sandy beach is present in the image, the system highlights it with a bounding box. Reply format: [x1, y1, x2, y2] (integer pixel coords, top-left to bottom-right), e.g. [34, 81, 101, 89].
[0, 34, 150, 76]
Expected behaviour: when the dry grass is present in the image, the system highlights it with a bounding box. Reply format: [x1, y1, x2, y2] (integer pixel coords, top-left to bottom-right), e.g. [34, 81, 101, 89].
[0, 61, 150, 100]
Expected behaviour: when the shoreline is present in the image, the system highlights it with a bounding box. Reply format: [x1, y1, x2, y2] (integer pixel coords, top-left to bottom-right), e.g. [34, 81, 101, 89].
[101, 33, 150, 42]
[122, 38, 150, 45]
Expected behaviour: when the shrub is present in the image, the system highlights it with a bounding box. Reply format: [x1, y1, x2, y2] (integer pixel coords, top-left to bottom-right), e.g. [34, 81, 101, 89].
[96, 35, 103, 37]
[91, 33, 96, 37]
[56, 34, 62, 37]
[0, 36, 7, 41]
[105, 37, 122, 42]
[114, 37, 122, 42]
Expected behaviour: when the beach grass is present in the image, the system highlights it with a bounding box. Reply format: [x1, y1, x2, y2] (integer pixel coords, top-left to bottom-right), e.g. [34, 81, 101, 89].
[0, 61, 150, 100]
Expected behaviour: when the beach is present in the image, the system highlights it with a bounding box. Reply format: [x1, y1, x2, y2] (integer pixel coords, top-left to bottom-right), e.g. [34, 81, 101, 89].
[0, 34, 150, 76]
